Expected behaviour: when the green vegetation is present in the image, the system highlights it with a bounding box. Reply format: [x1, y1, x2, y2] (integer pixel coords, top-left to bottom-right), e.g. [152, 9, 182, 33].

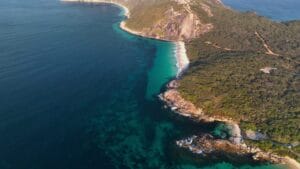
[178, 0, 300, 160]
[118, 0, 299, 161]
[245, 140, 300, 161]
[126, 1, 180, 30]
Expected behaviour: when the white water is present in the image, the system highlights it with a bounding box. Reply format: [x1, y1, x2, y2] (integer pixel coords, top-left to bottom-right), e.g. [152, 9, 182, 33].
[61, 0, 130, 17]
[175, 41, 190, 77]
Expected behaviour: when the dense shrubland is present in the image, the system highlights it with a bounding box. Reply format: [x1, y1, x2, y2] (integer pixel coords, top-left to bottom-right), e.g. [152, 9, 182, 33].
[178, 0, 300, 160]
[116, 0, 300, 160]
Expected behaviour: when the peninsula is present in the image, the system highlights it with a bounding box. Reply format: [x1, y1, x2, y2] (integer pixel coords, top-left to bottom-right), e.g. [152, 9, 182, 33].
[62, 0, 300, 168]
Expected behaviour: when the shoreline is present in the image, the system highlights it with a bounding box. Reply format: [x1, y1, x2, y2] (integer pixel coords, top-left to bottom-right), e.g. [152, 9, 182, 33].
[61, 0, 130, 17]
[61, 0, 190, 77]
[159, 80, 300, 167]
[122, 21, 190, 76]
[60, 0, 299, 168]
[174, 42, 190, 77]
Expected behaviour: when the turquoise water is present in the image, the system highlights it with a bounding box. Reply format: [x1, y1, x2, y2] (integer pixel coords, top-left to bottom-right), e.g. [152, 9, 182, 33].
[113, 23, 177, 100]
[146, 42, 177, 100]
[0, 0, 295, 168]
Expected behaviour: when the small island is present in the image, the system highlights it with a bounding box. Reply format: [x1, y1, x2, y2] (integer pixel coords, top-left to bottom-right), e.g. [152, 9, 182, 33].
[63, 0, 300, 168]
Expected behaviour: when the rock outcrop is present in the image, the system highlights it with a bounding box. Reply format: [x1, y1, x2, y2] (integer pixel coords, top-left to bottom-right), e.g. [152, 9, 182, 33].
[159, 89, 204, 118]
[160, 80, 296, 166]
[128, 5, 213, 41]
[159, 80, 237, 123]
[176, 134, 285, 164]
[64, 0, 215, 41]
[244, 130, 268, 141]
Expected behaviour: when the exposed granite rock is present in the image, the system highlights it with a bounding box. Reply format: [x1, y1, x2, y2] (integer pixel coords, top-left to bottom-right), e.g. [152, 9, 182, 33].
[160, 80, 294, 166]
[245, 130, 268, 141]
[176, 134, 248, 155]
[141, 6, 213, 41]
[167, 80, 180, 89]
[227, 123, 243, 144]
[200, 3, 213, 17]
[260, 67, 277, 74]
[176, 134, 285, 164]
[159, 89, 204, 118]
[159, 80, 236, 123]
[66, 0, 215, 41]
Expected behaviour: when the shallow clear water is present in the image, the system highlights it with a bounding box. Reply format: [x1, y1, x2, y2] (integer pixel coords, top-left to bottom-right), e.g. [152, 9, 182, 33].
[0, 0, 296, 168]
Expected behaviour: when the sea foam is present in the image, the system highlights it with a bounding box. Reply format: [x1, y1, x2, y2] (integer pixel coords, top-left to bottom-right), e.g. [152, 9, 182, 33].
[175, 41, 190, 77]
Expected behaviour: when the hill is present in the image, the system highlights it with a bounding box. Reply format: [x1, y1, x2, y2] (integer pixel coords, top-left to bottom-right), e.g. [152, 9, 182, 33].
[64, 0, 300, 164]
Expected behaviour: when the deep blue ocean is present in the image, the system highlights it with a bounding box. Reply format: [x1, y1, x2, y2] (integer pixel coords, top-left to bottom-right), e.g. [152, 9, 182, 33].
[222, 0, 300, 21]
[0, 0, 298, 169]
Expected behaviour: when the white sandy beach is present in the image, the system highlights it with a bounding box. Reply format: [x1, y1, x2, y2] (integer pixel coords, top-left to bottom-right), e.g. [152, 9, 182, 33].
[175, 41, 190, 77]
[61, 0, 190, 78]
[60, 1, 300, 168]
[61, 0, 130, 17]
[284, 157, 300, 169]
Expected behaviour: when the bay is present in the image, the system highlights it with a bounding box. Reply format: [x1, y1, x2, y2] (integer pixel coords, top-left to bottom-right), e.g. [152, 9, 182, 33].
[0, 0, 297, 168]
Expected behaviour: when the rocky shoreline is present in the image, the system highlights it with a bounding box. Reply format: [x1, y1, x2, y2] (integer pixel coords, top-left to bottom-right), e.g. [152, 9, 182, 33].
[175, 134, 285, 164]
[159, 80, 300, 168]
[61, 0, 300, 168]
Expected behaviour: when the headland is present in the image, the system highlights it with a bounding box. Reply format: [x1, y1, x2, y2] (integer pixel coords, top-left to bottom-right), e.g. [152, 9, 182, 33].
[61, 0, 300, 168]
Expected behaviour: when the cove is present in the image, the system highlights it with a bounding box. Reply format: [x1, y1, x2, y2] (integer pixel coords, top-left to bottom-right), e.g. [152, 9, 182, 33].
[0, 0, 287, 169]
[222, 0, 300, 21]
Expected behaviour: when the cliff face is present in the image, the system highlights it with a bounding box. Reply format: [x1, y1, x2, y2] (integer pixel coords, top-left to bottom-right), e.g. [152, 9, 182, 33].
[114, 0, 216, 41]
[67, 0, 216, 41]
[127, 4, 212, 41]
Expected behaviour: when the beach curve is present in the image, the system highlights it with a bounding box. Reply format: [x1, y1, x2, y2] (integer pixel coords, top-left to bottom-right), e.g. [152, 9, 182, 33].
[61, 0, 190, 76]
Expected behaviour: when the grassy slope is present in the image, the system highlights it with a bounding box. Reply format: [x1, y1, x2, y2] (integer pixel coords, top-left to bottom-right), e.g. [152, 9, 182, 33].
[178, 1, 300, 160]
